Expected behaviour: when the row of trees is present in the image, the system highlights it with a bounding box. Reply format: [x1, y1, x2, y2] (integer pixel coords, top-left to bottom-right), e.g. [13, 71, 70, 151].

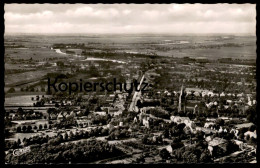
[16, 123, 49, 133]
[8, 126, 112, 150]
[106, 128, 131, 140]
[147, 107, 171, 119]
[7, 108, 44, 120]
[5, 139, 124, 164]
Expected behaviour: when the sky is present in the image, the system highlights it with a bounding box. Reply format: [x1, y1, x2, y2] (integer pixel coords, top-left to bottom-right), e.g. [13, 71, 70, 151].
[4, 4, 256, 34]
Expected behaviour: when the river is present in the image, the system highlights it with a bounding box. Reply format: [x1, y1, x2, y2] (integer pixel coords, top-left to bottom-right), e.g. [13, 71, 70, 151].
[53, 48, 127, 64]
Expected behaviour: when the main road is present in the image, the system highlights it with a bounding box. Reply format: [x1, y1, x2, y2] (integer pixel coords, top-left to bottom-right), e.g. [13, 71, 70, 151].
[128, 74, 145, 112]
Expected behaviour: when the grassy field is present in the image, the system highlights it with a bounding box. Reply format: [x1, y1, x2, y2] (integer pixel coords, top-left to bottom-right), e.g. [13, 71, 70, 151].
[156, 45, 256, 60]
[5, 47, 67, 61]
[5, 94, 45, 106]
[5, 35, 256, 60]
[5, 69, 50, 86]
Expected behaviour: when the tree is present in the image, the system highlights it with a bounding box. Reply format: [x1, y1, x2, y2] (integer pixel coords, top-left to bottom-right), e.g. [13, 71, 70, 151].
[226, 141, 239, 154]
[249, 137, 257, 145]
[101, 128, 109, 136]
[249, 124, 256, 132]
[177, 123, 186, 131]
[171, 142, 184, 150]
[30, 87, 35, 92]
[114, 129, 120, 139]
[212, 112, 218, 118]
[41, 87, 45, 92]
[17, 126, 21, 133]
[142, 134, 149, 144]
[17, 107, 24, 115]
[136, 100, 143, 109]
[239, 133, 244, 140]
[27, 125, 32, 132]
[246, 135, 250, 141]
[69, 131, 74, 140]
[200, 150, 212, 163]
[56, 61, 64, 67]
[216, 119, 224, 126]
[57, 134, 63, 143]
[55, 103, 59, 108]
[7, 87, 15, 93]
[83, 108, 90, 116]
[136, 154, 145, 163]
[246, 105, 257, 124]
[172, 137, 180, 143]
[159, 148, 171, 160]
[39, 124, 43, 130]
[22, 125, 27, 133]
[47, 108, 55, 119]
[163, 129, 169, 138]
[64, 132, 68, 141]
[196, 131, 204, 140]
[17, 139, 21, 146]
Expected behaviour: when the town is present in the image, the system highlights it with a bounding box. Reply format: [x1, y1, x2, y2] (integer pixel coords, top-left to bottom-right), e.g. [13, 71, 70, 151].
[4, 34, 257, 164]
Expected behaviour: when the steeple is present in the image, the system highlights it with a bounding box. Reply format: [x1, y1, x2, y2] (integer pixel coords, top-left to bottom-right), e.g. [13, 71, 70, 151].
[178, 84, 183, 112]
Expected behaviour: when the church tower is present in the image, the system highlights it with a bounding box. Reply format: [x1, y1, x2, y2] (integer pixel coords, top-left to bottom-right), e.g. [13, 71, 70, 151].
[178, 85, 183, 112]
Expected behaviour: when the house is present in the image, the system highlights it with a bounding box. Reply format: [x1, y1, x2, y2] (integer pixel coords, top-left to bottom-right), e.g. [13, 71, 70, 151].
[207, 91, 214, 97]
[244, 131, 257, 139]
[76, 111, 83, 116]
[205, 102, 214, 109]
[143, 119, 150, 128]
[224, 105, 229, 109]
[119, 122, 123, 127]
[108, 108, 122, 116]
[234, 140, 246, 150]
[218, 126, 224, 133]
[95, 111, 107, 116]
[142, 116, 150, 128]
[220, 92, 225, 97]
[235, 122, 254, 130]
[170, 116, 190, 125]
[11, 114, 18, 120]
[226, 100, 232, 104]
[140, 107, 155, 113]
[171, 116, 196, 132]
[219, 117, 229, 121]
[205, 136, 212, 142]
[133, 117, 138, 123]
[57, 113, 64, 120]
[208, 137, 228, 155]
[49, 113, 57, 120]
[230, 128, 239, 138]
[194, 92, 200, 97]
[237, 93, 244, 97]
[206, 118, 216, 122]
[65, 111, 76, 119]
[76, 117, 92, 127]
[204, 122, 215, 128]
[107, 123, 114, 129]
[208, 137, 227, 147]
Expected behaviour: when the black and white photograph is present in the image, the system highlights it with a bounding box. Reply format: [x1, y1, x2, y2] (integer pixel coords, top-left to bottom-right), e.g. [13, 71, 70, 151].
[3, 3, 257, 164]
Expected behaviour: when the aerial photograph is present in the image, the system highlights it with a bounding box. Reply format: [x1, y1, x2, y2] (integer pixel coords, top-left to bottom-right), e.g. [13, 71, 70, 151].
[4, 4, 257, 164]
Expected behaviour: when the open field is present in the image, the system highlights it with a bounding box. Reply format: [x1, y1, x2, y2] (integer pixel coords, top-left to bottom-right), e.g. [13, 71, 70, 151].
[5, 35, 256, 60]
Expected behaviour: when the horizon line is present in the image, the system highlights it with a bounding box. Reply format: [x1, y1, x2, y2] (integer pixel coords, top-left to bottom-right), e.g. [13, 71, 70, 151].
[4, 32, 256, 36]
